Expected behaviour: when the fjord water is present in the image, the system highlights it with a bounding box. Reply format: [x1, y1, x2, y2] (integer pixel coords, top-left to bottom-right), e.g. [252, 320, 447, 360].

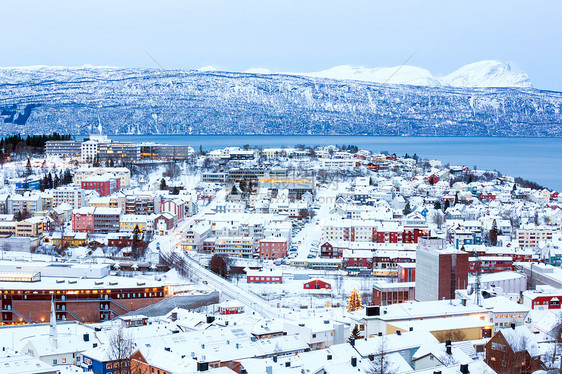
[109, 135, 562, 191]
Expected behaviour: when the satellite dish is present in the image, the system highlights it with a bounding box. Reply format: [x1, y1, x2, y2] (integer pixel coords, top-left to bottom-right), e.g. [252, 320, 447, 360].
[467, 285, 474, 295]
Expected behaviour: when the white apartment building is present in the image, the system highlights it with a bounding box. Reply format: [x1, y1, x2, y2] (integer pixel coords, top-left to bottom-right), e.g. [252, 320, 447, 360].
[80, 135, 111, 163]
[7, 193, 43, 215]
[73, 167, 131, 187]
[53, 186, 85, 209]
[517, 227, 553, 248]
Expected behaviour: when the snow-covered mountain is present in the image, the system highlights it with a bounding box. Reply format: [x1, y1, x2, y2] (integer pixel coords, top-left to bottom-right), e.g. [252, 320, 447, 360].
[0, 65, 559, 136]
[300, 61, 532, 88]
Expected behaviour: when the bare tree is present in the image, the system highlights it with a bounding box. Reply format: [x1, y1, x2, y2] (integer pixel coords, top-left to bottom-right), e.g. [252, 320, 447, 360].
[108, 326, 134, 374]
[434, 329, 466, 343]
[430, 210, 445, 230]
[368, 337, 396, 374]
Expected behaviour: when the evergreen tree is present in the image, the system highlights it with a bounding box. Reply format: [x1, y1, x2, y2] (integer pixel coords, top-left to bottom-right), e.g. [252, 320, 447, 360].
[434, 201, 442, 210]
[347, 288, 363, 312]
[25, 157, 32, 177]
[131, 225, 141, 259]
[454, 192, 459, 205]
[349, 324, 361, 341]
[160, 178, 167, 190]
[490, 219, 499, 246]
[403, 200, 412, 216]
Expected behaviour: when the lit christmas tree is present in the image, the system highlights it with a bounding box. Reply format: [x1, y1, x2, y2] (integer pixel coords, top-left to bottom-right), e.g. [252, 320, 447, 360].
[347, 288, 363, 312]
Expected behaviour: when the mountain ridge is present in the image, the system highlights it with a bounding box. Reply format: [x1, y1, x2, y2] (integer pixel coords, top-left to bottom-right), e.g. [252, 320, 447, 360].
[0, 66, 560, 137]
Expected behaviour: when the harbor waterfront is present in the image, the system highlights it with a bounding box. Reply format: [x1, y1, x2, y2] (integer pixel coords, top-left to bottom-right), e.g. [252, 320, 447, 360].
[106, 135, 562, 190]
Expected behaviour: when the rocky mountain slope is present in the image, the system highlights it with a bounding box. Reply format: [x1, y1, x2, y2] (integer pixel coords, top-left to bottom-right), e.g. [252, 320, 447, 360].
[0, 65, 560, 136]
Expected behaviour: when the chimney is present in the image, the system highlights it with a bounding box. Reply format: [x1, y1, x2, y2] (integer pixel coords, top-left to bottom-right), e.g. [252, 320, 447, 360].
[327, 354, 332, 360]
[511, 323, 516, 330]
[349, 338, 355, 347]
[171, 311, 178, 321]
[285, 362, 291, 367]
[446, 339, 452, 355]
[351, 357, 357, 367]
[273, 356, 277, 363]
[396, 330, 401, 336]
[460, 363, 469, 374]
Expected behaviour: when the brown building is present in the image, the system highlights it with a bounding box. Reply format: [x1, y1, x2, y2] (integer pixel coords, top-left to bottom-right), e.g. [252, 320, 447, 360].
[372, 282, 415, 306]
[415, 238, 469, 301]
[485, 326, 543, 374]
[0, 271, 181, 324]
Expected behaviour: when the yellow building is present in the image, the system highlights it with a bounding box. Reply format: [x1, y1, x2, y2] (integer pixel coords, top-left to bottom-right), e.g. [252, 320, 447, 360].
[48, 232, 88, 246]
[15, 217, 44, 237]
[386, 315, 493, 342]
[120, 215, 149, 232]
[41, 195, 53, 211]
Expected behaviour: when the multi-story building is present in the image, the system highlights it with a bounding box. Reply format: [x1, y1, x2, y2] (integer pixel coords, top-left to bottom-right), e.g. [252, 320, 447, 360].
[93, 208, 121, 234]
[372, 282, 415, 306]
[258, 236, 288, 259]
[125, 195, 156, 215]
[45, 140, 81, 157]
[0, 261, 183, 324]
[139, 143, 194, 161]
[15, 217, 44, 237]
[517, 227, 553, 248]
[160, 198, 185, 222]
[98, 142, 140, 164]
[74, 167, 131, 187]
[201, 172, 228, 184]
[119, 215, 149, 232]
[228, 168, 266, 182]
[81, 175, 121, 197]
[7, 193, 43, 215]
[73, 207, 121, 234]
[214, 236, 256, 258]
[53, 186, 85, 209]
[41, 192, 53, 211]
[72, 207, 95, 233]
[415, 238, 469, 301]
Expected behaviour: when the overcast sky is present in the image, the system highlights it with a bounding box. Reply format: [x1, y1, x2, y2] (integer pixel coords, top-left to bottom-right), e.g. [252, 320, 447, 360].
[2, 0, 561, 90]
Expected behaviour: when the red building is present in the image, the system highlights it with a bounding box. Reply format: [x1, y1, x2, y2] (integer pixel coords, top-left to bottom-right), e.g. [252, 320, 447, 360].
[81, 175, 121, 197]
[469, 256, 515, 274]
[342, 249, 373, 270]
[402, 226, 431, 243]
[160, 198, 185, 222]
[303, 279, 331, 290]
[107, 232, 133, 247]
[259, 237, 288, 259]
[218, 300, 245, 315]
[320, 241, 344, 259]
[372, 282, 415, 306]
[415, 238, 469, 301]
[397, 263, 416, 283]
[426, 174, 440, 184]
[246, 270, 283, 284]
[523, 290, 562, 310]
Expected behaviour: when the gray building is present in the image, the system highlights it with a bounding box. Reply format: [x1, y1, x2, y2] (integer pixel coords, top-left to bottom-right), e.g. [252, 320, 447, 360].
[98, 142, 140, 164]
[45, 140, 81, 157]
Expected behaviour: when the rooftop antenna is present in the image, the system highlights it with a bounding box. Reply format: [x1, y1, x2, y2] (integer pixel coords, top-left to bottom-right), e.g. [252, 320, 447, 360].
[474, 251, 482, 306]
[49, 297, 58, 345]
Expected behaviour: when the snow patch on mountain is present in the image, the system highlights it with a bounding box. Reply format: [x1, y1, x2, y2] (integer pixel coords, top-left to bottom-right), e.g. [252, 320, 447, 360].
[441, 60, 531, 88]
[303, 65, 442, 87]
[299, 60, 532, 88]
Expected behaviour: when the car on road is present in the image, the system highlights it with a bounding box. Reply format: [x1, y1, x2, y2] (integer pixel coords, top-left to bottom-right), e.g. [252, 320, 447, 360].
[307, 254, 315, 259]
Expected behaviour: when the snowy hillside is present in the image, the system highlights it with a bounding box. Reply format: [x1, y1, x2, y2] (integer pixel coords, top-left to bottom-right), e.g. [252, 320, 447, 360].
[301, 60, 532, 88]
[0, 65, 560, 136]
